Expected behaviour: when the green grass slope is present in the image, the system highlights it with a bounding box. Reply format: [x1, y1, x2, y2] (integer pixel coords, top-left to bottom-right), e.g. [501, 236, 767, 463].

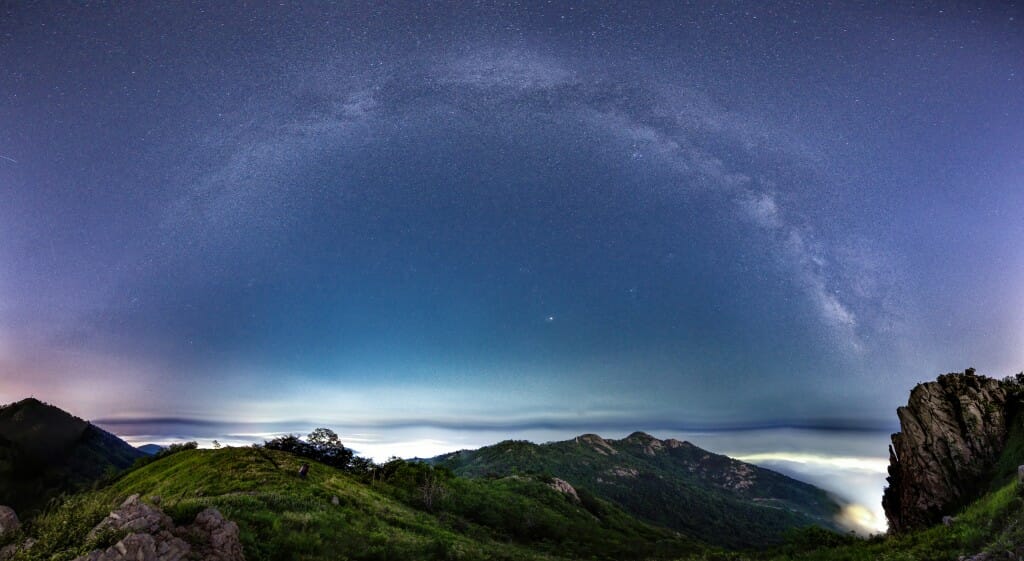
[7, 447, 705, 561]
[432, 432, 843, 549]
[736, 480, 1024, 561]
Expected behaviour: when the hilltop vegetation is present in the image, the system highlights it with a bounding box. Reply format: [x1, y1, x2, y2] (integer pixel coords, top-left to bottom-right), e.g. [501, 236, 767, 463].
[3, 446, 704, 561]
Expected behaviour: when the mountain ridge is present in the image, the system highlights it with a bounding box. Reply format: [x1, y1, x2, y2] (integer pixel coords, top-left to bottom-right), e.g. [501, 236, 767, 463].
[431, 430, 845, 548]
[0, 397, 145, 516]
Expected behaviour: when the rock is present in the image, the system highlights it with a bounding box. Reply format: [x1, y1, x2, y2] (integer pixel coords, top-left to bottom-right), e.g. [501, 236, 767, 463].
[73, 497, 243, 561]
[625, 432, 666, 456]
[0, 506, 19, 537]
[76, 533, 149, 561]
[577, 434, 618, 456]
[663, 438, 691, 449]
[547, 477, 580, 502]
[298, 463, 309, 479]
[883, 371, 1012, 532]
[942, 515, 956, 526]
[1017, 465, 1024, 484]
[606, 466, 640, 478]
[182, 508, 245, 561]
[87, 494, 173, 542]
[74, 531, 190, 561]
[331, 495, 340, 506]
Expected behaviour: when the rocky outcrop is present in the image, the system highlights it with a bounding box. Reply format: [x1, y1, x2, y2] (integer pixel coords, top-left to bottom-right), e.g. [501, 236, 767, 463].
[0, 506, 28, 561]
[73, 494, 244, 561]
[75, 533, 190, 561]
[577, 434, 618, 455]
[624, 432, 666, 456]
[883, 370, 1015, 532]
[547, 477, 580, 502]
[0, 540, 33, 561]
[186, 508, 245, 561]
[606, 466, 640, 478]
[87, 494, 174, 541]
[0, 506, 19, 537]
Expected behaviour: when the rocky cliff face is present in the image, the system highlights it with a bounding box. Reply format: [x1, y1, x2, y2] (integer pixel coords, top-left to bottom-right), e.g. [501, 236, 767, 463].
[883, 370, 1016, 532]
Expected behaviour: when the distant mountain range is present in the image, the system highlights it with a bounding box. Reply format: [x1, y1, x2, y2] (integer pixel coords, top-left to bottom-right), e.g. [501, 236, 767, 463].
[0, 397, 144, 516]
[431, 431, 844, 548]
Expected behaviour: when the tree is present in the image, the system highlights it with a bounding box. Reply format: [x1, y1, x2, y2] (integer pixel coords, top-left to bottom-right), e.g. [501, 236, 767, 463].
[212, 440, 221, 449]
[263, 429, 359, 471]
[265, 435, 313, 457]
[350, 455, 375, 474]
[308, 428, 341, 448]
[308, 428, 353, 469]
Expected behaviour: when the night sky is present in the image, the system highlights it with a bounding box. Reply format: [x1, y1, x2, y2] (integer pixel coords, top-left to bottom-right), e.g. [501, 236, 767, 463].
[1, 2, 1022, 530]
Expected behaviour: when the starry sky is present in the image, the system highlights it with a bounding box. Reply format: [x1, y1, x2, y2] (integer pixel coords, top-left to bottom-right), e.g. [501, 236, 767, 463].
[1, 2, 1022, 530]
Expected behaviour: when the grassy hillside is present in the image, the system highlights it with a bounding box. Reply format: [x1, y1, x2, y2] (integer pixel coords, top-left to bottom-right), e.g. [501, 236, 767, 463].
[5, 440, 1023, 561]
[742, 479, 1024, 561]
[6, 446, 705, 561]
[432, 432, 842, 548]
[0, 398, 144, 516]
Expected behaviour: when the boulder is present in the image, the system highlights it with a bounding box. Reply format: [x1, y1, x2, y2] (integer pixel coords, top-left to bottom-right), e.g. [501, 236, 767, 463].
[74, 532, 189, 561]
[73, 497, 243, 561]
[0, 506, 19, 537]
[87, 494, 173, 542]
[184, 508, 244, 561]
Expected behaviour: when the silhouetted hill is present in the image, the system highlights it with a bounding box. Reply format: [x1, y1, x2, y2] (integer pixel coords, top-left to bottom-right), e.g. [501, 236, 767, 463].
[431, 431, 844, 548]
[136, 443, 165, 456]
[0, 398, 144, 516]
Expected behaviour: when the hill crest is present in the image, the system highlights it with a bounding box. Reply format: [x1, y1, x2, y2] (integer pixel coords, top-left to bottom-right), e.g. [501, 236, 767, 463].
[432, 430, 844, 548]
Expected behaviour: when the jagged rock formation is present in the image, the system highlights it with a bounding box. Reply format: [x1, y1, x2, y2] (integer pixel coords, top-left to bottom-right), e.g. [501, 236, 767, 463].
[883, 370, 1016, 532]
[73, 494, 244, 561]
